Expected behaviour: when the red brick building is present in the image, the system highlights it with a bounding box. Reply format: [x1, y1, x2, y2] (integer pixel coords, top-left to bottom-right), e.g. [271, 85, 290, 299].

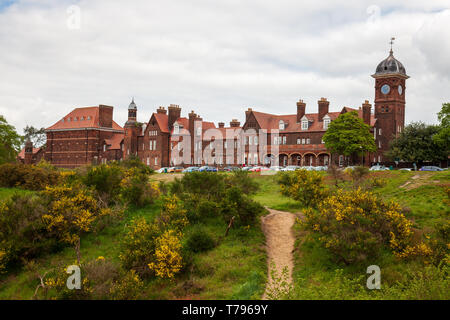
[44, 105, 124, 168]
[38, 47, 407, 169]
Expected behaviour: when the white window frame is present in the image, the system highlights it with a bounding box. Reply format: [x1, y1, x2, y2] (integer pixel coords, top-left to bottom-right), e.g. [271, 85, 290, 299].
[301, 120, 308, 130]
[279, 120, 285, 131]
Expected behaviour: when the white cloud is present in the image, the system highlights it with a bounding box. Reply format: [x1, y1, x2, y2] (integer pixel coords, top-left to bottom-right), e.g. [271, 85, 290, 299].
[0, 0, 449, 134]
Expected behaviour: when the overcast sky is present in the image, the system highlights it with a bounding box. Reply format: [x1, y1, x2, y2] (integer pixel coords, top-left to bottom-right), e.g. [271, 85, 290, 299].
[1, 0, 449, 134]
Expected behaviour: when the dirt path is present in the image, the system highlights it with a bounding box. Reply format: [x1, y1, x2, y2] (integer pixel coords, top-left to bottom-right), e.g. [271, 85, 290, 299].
[261, 208, 296, 299]
[399, 173, 436, 190]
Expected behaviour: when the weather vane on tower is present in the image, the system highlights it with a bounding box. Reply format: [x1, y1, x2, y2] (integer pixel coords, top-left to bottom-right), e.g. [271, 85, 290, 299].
[390, 37, 395, 54]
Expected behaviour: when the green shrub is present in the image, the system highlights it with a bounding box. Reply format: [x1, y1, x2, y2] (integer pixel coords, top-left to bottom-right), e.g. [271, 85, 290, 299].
[120, 168, 160, 207]
[220, 186, 265, 226]
[0, 193, 59, 272]
[225, 170, 259, 195]
[185, 226, 216, 253]
[110, 269, 144, 300]
[83, 164, 124, 202]
[0, 163, 59, 190]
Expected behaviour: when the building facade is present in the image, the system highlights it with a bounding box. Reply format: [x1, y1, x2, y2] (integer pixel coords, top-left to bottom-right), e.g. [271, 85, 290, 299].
[37, 47, 407, 169]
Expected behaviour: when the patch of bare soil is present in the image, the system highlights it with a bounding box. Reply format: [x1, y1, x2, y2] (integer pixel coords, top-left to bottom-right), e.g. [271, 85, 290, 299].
[400, 173, 434, 190]
[261, 208, 296, 300]
[152, 173, 183, 182]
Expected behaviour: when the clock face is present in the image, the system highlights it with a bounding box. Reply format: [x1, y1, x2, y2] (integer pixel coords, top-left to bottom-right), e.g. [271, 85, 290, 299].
[381, 84, 390, 95]
[398, 85, 403, 95]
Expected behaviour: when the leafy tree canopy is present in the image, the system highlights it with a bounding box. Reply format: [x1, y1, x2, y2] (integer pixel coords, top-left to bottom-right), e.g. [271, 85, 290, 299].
[322, 111, 376, 157]
[23, 125, 46, 148]
[386, 122, 446, 163]
[0, 115, 23, 164]
[433, 103, 450, 156]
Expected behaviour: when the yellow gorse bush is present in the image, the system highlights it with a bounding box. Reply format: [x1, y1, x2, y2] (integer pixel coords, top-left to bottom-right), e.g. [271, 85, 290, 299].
[301, 188, 420, 264]
[148, 229, 183, 279]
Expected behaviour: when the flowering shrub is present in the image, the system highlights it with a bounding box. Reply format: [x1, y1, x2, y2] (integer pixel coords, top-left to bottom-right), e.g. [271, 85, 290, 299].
[157, 195, 188, 232]
[366, 177, 387, 189]
[41, 186, 113, 263]
[110, 269, 144, 300]
[278, 169, 328, 208]
[301, 188, 417, 264]
[148, 229, 183, 279]
[119, 217, 160, 277]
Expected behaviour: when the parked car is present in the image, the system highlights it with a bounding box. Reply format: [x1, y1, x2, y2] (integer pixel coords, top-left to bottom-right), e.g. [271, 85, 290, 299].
[314, 165, 328, 171]
[369, 165, 389, 171]
[241, 166, 254, 171]
[198, 166, 217, 172]
[167, 166, 184, 173]
[156, 167, 168, 173]
[182, 166, 199, 173]
[420, 166, 443, 171]
[223, 166, 240, 172]
[249, 166, 270, 172]
[282, 165, 301, 171]
[301, 166, 314, 171]
[399, 168, 412, 171]
[269, 166, 284, 171]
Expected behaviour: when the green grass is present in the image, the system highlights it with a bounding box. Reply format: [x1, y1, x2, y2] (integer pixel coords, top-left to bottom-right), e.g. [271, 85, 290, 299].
[0, 194, 266, 300]
[251, 174, 302, 212]
[0, 188, 32, 201]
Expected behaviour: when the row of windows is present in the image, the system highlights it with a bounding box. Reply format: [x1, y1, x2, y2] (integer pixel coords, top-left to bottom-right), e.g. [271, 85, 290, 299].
[146, 157, 158, 166]
[61, 116, 92, 123]
[148, 130, 158, 136]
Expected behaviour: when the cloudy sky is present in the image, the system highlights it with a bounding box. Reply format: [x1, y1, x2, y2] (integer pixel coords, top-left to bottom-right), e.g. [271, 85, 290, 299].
[0, 0, 449, 134]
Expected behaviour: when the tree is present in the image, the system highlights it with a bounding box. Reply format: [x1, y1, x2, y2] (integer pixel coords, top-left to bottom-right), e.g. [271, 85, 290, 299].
[386, 122, 446, 163]
[0, 115, 23, 164]
[322, 111, 376, 164]
[23, 125, 46, 148]
[433, 103, 450, 157]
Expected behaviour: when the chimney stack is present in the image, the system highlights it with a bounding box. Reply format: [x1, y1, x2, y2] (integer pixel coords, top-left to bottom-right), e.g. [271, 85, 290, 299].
[362, 100, 371, 125]
[168, 104, 181, 130]
[157, 106, 167, 114]
[218, 122, 225, 128]
[318, 98, 329, 122]
[296, 100, 306, 123]
[230, 119, 241, 127]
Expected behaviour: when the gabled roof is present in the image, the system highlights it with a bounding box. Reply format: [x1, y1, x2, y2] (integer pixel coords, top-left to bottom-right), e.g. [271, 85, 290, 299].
[46, 106, 123, 131]
[152, 113, 169, 133]
[17, 147, 42, 160]
[104, 133, 124, 150]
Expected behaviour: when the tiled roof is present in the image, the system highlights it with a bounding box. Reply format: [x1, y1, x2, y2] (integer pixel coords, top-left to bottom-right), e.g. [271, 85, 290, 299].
[46, 106, 123, 131]
[17, 147, 41, 159]
[104, 133, 124, 150]
[153, 113, 169, 133]
[251, 108, 375, 132]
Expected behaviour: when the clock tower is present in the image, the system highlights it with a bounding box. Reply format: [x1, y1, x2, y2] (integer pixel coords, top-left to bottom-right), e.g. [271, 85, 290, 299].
[372, 43, 409, 163]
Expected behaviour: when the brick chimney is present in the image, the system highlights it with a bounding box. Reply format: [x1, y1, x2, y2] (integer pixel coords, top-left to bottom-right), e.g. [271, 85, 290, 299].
[99, 105, 113, 128]
[168, 104, 181, 130]
[157, 106, 167, 114]
[230, 119, 241, 127]
[297, 100, 306, 123]
[218, 122, 225, 128]
[362, 100, 371, 125]
[245, 108, 253, 122]
[318, 98, 329, 122]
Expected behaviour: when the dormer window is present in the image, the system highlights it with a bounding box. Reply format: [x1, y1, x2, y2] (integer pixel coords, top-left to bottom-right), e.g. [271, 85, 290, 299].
[301, 116, 309, 130]
[174, 123, 180, 134]
[323, 115, 331, 130]
[279, 120, 285, 130]
[196, 127, 202, 136]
